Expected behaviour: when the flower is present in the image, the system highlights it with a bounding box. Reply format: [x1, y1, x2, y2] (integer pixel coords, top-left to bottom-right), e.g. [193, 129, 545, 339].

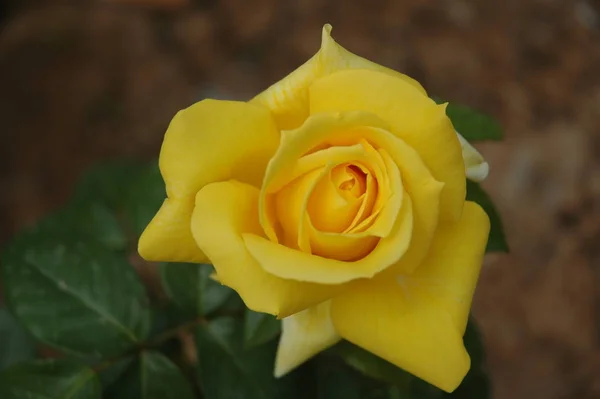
[138, 24, 490, 393]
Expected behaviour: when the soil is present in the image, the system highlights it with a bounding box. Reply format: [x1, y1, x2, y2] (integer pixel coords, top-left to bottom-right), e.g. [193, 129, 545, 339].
[1, 1, 600, 398]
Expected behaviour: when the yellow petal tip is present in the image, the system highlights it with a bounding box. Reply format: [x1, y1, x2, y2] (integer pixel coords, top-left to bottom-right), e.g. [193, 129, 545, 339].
[137, 198, 210, 264]
[137, 231, 155, 262]
[273, 361, 289, 379]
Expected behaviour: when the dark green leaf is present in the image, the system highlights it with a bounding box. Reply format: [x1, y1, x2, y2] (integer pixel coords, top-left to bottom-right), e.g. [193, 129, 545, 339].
[35, 203, 127, 251]
[195, 317, 306, 399]
[331, 341, 412, 388]
[121, 162, 166, 237]
[217, 290, 246, 314]
[72, 160, 165, 245]
[74, 161, 148, 211]
[0, 308, 36, 371]
[97, 357, 134, 391]
[2, 234, 151, 357]
[316, 356, 401, 399]
[0, 359, 101, 399]
[244, 310, 281, 348]
[466, 181, 509, 252]
[432, 98, 503, 141]
[106, 351, 195, 399]
[160, 263, 233, 319]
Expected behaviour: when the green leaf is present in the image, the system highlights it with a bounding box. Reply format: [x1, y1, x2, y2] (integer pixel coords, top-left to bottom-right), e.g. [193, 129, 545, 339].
[316, 356, 400, 399]
[433, 98, 503, 141]
[331, 341, 412, 388]
[0, 308, 36, 371]
[97, 357, 135, 391]
[217, 290, 246, 314]
[121, 162, 166, 237]
[74, 161, 148, 211]
[195, 317, 306, 399]
[160, 263, 233, 319]
[1, 234, 151, 357]
[466, 181, 509, 252]
[105, 351, 195, 399]
[35, 203, 127, 251]
[0, 359, 101, 399]
[244, 309, 281, 348]
[72, 160, 165, 243]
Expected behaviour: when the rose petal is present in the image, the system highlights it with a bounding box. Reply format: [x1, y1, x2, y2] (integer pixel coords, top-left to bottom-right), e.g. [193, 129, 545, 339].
[302, 147, 404, 262]
[347, 147, 402, 237]
[274, 301, 340, 377]
[261, 112, 443, 276]
[138, 197, 208, 263]
[330, 202, 489, 392]
[251, 24, 425, 130]
[305, 141, 393, 236]
[139, 99, 279, 264]
[275, 167, 328, 250]
[160, 99, 279, 198]
[308, 163, 366, 233]
[456, 132, 490, 182]
[260, 113, 390, 245]
[243, 192, 413, 284]
[309, 69, 465, 222]
[331, 278, 469, 393]
[191, 180, 341, 318]
[408, 201, 490, 332]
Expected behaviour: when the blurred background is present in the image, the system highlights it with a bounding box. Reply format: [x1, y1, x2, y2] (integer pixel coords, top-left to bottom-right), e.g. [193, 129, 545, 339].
[0, 0, 599, 398]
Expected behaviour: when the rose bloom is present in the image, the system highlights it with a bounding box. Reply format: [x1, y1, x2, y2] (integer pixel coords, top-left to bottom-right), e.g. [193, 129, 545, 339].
[139, 25, 490, 392]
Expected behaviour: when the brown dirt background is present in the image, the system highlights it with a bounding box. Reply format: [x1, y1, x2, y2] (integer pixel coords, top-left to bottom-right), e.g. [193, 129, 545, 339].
[1, 1, 600, 398]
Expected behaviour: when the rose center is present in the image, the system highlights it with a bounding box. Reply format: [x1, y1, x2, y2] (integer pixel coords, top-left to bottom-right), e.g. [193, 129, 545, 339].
[333, 164, 367, 199]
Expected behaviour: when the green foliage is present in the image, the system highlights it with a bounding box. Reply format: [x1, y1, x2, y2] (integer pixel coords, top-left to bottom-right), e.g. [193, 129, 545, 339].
[0, 308, 36, 371]
[316, 361, 394, 399]
[331, 341, 412, 388]
[73, 161, 153, 211]
[466, 181, 509, 253]
[106, 352, 195, 399]
[121, 163, 166, 237]
[160, 263, 233, 320]
[36, 203, 127, 251]
[244, 309, 281, 348]
[0, 159, 499, 398]
[0, 359, 101, 399]
[432, 98, 503, 141]
[195, 317, 292, 399]
[2, 235, 151, 357]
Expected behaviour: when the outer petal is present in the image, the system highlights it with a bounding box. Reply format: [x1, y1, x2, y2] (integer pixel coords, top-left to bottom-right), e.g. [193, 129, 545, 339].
[456, 132, 490, 182]
[330, 202, 490, 392]
[251, 24, 425, 130]
[138, 197, 208, 263]
[139, 99, 278, 264]
[191, 180, 341, 318]
[160, 99, 279, 198]
[274, 301, 340, 377]
[310, 69, 465, 222]
[409, 201, 490, 333]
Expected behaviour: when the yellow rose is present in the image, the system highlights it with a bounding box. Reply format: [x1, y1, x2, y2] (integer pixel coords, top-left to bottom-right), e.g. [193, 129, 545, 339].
[139, 24, 490, 392]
